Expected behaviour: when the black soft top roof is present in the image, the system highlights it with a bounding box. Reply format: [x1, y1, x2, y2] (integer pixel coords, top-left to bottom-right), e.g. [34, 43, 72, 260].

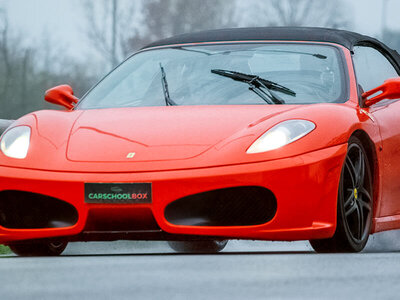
[143, 27, 400, 69]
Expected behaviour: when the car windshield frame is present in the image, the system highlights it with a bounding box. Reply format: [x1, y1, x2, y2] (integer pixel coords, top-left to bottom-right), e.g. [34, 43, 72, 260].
[76, 41, 350, 110]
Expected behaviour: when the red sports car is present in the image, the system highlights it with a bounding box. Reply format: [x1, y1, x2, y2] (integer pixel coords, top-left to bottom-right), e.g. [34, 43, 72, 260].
[1, 27, 400, 255]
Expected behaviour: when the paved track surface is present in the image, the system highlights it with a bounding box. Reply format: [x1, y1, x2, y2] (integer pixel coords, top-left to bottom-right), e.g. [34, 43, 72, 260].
[1, 230, 400, 299]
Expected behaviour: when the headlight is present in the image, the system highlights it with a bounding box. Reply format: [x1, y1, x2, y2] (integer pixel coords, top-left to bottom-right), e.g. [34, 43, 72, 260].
[246, 120, 315, 154]
[0, 126, 31, 159]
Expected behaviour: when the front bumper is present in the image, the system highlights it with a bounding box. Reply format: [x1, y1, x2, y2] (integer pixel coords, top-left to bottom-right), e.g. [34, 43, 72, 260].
[0, 144, 347, 243]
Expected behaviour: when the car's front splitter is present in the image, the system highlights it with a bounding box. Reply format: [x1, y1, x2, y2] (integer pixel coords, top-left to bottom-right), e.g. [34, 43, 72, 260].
[0, 144, 347, 244]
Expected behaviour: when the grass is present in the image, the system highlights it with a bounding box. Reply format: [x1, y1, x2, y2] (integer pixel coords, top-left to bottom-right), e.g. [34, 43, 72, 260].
[0, 244, 11, 255]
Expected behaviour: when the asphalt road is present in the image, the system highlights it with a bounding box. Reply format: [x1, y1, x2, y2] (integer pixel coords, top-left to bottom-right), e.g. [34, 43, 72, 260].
[1, 231, 400, 300]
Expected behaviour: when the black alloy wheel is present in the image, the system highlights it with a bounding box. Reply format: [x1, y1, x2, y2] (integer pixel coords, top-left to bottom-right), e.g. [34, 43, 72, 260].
[9, 241, 68, 256]
[310, 136, 373, 253]
[167, 240, 228, 253]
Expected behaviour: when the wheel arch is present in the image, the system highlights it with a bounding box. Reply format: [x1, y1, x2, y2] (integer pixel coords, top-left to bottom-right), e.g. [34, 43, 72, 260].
[349, 129, 380, 220]
[310, 129, 377, 252]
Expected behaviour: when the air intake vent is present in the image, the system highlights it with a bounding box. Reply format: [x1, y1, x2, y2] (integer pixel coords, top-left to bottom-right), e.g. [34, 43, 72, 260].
[165, 186, 277, 227]
[0, 191, 78, 229]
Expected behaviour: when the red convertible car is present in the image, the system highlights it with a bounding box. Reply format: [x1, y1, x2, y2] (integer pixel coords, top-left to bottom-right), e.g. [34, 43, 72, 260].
[1, 27, 400, 255]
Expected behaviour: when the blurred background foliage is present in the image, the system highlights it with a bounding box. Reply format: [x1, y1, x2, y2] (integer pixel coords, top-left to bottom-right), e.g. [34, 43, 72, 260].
[0, 0, 398, 119]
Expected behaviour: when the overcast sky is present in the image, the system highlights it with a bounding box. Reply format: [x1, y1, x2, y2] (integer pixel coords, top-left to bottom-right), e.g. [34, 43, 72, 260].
[1, 0, 400, 62]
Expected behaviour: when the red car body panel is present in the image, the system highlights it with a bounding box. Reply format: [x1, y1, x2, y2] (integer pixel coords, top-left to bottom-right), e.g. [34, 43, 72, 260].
[0, 38, 399, 244]
[0, 143, 345, 243]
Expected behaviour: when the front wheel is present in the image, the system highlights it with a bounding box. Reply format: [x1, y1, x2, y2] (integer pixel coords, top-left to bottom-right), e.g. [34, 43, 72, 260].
[9, 241, 68, 256]
[310, 136, 373, 253]
[168, 240, 228, 253]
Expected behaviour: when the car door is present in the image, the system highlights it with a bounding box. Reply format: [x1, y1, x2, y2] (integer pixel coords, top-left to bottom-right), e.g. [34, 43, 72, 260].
[352, 45, 400, 218]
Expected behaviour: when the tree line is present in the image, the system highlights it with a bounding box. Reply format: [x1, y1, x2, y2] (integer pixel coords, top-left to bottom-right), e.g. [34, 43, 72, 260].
[0, 8, 98, 119]
[84, 0, 351, 68]
[0, 0, 359, 119]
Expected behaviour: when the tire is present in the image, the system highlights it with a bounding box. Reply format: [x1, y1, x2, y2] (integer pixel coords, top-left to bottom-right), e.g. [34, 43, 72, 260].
[168, 240, 228, 253]
[9, 241, 68, 256]
[310, 136, 373, 253]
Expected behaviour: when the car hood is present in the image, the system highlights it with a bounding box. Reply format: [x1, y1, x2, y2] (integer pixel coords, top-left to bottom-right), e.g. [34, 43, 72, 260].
[1, 104, 356, 172]
[67, 106, 293, 163]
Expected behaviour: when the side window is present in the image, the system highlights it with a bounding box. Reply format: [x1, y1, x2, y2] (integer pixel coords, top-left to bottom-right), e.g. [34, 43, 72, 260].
[352, 46, 399, 93]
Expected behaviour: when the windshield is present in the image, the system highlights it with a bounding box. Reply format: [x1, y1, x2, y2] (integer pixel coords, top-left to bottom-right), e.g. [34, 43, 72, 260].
[78, 43, 348, 109]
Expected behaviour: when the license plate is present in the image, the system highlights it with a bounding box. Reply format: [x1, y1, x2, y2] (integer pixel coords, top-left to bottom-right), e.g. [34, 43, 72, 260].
[84, 183, 152, 204]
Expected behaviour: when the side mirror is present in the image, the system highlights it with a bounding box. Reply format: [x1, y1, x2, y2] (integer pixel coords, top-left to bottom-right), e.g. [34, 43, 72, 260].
[45, 85, 79, 110]
[362, 78, 400, 107]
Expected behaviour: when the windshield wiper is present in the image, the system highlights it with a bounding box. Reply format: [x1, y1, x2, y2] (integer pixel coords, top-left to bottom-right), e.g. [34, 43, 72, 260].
[160, 63, 177, 106]
[218, 49, 327, 59]
[211, 69, 295, 104]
